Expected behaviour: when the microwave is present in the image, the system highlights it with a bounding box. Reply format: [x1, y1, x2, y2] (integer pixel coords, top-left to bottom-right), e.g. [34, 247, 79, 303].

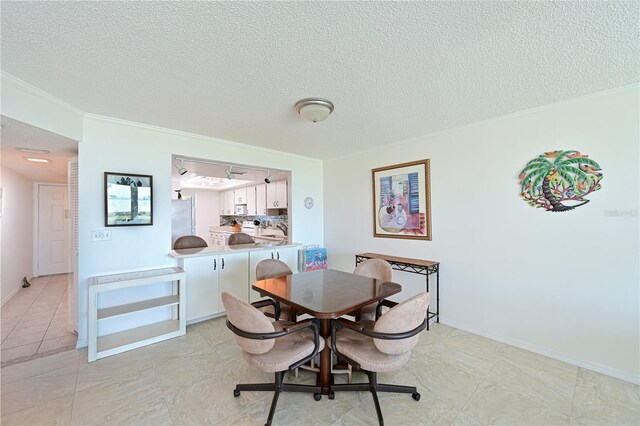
[235, 205, 248, 215]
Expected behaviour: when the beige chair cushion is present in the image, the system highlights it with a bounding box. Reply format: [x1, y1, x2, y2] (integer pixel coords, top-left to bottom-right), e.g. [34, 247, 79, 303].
[173, 235, 208, 249]
[373, 292, 430, 355]
[354, 259, 393, 321]
[256, 259, 293, 280]
[244, 324, 325, 373]
[228, 232, 255, 245]
[256, 259, 294, 319]
[330, 321, 410, 373]
[221, 292, 275, 354]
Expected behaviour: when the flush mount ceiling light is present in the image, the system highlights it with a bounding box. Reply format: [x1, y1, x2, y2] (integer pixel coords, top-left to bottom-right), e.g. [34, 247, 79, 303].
[295, 98, 334, 123]
[16, 147, 51, 154]
[175, 160, 187, 176]
[24, 157, 50, 163]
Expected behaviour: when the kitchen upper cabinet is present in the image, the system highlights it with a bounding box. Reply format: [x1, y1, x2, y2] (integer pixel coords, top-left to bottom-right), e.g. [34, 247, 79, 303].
[217, 252, 250, 310]
[248, 246, 298, 303]
[234, 187, 247, 204]
[180, 256, 220, 322]
[221, 190, 234, 215]
[246, 186, 257, 215]
[256, 184, 267, 215]
[266, 180, 288, 209]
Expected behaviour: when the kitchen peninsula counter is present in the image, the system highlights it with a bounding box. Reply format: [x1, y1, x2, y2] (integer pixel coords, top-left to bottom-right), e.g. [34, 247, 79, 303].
[169, 241, 300, 259]
[171, 241, 301, 324]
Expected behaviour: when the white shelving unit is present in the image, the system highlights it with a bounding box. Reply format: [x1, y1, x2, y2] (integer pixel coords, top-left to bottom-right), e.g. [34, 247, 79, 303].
[88, 267, 186, 362]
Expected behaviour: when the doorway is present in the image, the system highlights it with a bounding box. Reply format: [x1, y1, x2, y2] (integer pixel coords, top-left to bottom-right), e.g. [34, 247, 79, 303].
[35, 183, 70, 276]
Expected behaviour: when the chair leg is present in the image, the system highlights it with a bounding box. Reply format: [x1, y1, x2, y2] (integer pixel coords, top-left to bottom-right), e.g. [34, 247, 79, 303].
[377, 383, 416, 394]
[234, 370, 322, 426]
[265, 372, 284, 426]
[236, 383, 276, 392]
[367, 372, 385, 426]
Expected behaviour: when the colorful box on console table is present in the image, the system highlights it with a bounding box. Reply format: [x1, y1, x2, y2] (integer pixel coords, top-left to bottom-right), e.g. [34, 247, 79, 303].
[302, 248, 327, 271]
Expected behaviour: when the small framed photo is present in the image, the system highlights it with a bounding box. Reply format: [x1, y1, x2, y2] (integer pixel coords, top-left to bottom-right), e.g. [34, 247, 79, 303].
[372, 159, 431, 240]
[105, 172, 153, 227]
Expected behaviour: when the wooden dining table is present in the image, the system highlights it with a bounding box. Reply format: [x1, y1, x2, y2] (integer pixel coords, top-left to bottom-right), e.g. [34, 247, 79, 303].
[251, 268, 402, 395]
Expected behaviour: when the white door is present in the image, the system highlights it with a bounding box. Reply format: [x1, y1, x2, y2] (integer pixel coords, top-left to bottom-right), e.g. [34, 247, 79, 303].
[246, 186, 257, 215]
[224, 190, 234, 214]
[218, 252, 250, 309]
[276, 180, 288, 208]
[275, 247, 298, 274]
[37, 184, 70, 276]
[256, 184, 267, 215]
[181, 256, 220, 322]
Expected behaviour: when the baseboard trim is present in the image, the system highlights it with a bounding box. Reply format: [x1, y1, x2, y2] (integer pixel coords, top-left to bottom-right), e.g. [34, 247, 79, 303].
[1, 285, 22, 306]
[440, 317, 639, 385]
[76, 339, 88, 349]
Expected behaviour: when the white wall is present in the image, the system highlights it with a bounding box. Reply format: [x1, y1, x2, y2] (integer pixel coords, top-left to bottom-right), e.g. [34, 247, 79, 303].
[323, 85, 640, 383]
[78, 115, 323, 344]
[1, 166, 34, 304]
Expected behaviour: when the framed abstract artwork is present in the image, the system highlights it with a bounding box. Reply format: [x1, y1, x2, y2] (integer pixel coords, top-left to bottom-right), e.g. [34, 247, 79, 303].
[105, 172, 153, 226]
[372, 159, 431, 240]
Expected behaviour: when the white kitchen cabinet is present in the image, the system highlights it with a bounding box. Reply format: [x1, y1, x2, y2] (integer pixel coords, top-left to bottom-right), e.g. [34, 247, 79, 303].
[180, 251, 250, 322]
[218, 251, 250, 309]
[222, 190, 234, 215]
[180, 256, 220, 322]
[256, 184, 267, 215]
[246, 186, 257, 215]
[248, 246, 298, 302]
[234, 187, 247, 204]
[266, 180, 288, 209]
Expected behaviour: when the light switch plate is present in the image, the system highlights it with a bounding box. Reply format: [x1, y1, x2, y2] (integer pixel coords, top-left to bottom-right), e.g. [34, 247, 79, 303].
[91, 230, 112, 241]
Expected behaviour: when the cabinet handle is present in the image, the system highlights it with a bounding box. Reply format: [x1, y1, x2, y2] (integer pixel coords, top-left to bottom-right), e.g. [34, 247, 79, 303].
[271, 252, 274, 259]
[222, 258, 225, 269]
[214, 259, 217, 270]
[277, 252, 280, 260]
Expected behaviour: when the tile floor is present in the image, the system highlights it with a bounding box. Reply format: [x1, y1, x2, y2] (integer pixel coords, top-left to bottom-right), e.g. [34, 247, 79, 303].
[1, 274, 77, 366]
[1, 317, 638, 425]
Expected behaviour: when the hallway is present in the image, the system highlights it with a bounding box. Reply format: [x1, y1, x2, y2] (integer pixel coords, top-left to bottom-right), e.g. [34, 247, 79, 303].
[1, 273, 76, 366]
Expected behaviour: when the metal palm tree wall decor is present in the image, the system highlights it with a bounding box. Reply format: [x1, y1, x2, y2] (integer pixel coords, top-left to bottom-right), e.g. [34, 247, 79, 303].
[519, 150, 603, 212]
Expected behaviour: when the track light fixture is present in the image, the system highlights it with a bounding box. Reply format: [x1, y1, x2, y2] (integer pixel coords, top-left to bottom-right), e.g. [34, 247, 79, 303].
[264, 171, 272, 184]
[175, 160, 187, 176]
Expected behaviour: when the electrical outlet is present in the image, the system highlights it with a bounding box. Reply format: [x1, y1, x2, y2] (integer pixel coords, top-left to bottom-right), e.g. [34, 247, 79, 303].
[91, 230, 112, 241]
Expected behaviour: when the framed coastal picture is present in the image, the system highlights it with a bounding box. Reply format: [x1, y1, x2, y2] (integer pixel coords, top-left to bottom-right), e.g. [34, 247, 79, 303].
[372, 159, 431, 240]
[105, 172, 153, 226]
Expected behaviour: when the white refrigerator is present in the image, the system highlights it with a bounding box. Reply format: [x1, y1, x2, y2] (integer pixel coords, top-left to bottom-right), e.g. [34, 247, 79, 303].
[171, 198, 196, 248]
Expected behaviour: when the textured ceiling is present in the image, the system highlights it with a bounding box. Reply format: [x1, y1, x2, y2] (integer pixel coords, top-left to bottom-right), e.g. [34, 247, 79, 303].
[1, 2, 638, 160]
[1, 116, 78, 183]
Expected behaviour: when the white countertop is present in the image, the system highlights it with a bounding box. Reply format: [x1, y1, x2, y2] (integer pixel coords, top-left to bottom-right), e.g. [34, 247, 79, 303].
[209, 226, 236, 234]
[169, 241, 301, 259]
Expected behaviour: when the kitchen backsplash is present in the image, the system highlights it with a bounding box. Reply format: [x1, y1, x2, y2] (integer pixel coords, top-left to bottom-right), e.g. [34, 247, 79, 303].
[220, 214, 288, 236]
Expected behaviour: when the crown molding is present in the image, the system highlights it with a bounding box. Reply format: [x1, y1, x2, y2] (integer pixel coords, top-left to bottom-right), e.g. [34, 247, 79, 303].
[83, 113, 323, 164]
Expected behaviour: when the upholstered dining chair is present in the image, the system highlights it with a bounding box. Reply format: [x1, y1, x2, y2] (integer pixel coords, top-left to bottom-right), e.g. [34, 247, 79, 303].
[228, 232, 255, 245]
[173, 235, 208, 250]
[330, 292, 430, 426]
[221, 292, 324, 426]
[353, 258, 393, 321]
[255, 259, 294, 321]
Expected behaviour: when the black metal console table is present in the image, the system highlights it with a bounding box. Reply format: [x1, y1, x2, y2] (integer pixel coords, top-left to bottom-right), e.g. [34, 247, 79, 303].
[355, 253, 440, 323]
